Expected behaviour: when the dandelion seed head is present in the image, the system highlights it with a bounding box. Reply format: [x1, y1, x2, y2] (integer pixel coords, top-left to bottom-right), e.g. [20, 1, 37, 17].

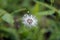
[22, 14, 38, 27]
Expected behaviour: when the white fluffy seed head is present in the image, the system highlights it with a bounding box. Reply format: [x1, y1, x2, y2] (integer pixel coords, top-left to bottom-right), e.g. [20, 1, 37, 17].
[22, 14, 38, 27]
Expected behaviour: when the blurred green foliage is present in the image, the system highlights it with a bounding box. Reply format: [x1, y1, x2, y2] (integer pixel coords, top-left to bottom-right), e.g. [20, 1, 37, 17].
[0, 0, 60, 40]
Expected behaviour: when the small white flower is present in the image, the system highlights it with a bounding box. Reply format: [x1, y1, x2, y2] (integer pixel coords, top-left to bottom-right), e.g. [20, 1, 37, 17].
[22, 14, 38, 27]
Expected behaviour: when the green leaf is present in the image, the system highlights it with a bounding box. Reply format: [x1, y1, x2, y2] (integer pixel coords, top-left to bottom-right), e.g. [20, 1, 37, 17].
[0, 0, 7, 8]
[31, 2, 39, 14]
[38, 10, 55, 16]
[0, 27, 20, 40]
[0, 9, 7, 16]
[2, 13, 14, 25]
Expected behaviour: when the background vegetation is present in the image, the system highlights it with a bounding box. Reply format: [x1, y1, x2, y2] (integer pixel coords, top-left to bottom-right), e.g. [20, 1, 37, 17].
[0, 0, 60, 40]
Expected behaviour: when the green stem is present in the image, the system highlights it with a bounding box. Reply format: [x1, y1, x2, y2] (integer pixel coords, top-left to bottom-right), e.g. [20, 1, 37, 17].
[34, 0, 58, 12]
